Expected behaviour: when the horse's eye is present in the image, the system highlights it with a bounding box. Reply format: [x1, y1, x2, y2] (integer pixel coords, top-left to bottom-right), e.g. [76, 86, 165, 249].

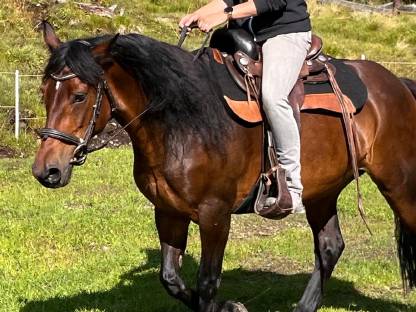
[73, 93, 87, 103]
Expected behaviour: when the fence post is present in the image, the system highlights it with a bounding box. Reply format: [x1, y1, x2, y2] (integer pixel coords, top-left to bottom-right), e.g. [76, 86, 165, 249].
[15, 69, 20, 139]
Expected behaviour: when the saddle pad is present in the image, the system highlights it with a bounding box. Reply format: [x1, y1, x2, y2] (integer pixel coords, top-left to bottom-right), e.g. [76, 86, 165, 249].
[304, 59, 368, 111]
[206, 48, 368, 125]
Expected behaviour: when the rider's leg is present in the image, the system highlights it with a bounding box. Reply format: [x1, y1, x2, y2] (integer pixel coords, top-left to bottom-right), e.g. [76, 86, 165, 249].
[262, 31, 311, 212]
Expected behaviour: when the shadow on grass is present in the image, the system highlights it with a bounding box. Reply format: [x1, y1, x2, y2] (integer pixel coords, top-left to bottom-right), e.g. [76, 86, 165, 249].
[21, 249, 413, 312]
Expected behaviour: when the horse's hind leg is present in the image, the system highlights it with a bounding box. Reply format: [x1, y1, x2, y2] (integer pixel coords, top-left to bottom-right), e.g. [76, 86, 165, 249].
[155, 209, 198, 309]
[295, 196, 345, 312]
[366, 160, 416, 290]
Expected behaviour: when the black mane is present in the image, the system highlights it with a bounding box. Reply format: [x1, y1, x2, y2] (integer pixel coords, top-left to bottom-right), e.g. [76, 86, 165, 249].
[44, 36, 112, 85]
[44, 33, 231, 150]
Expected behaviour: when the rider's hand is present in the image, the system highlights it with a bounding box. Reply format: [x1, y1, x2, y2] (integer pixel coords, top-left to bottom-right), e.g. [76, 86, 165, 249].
[179, 13, 200, 29]
[197, 12, 228, 32]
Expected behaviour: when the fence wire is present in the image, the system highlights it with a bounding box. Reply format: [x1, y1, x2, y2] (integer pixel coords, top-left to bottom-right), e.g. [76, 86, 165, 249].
[0, 61, 415, 138]
[0, 73, 44, 137]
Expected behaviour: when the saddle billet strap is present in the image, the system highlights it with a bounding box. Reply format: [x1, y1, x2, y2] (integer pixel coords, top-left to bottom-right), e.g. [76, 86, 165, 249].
[325, 63, 372, 235]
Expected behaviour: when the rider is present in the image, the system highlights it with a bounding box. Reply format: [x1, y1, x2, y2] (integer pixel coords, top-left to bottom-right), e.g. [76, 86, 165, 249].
[180, 0, 311, 213]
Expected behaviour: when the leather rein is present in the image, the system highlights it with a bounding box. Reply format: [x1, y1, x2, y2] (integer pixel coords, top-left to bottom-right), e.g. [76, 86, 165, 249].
[178, 25, 211, 61]
[37, 72, 149, 166]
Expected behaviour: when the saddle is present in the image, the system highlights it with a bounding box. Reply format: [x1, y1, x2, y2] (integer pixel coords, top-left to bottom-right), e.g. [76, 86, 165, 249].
[210, 27, 328, 87]
[209, 28, 362, 220]
[210, 29, 356, 124]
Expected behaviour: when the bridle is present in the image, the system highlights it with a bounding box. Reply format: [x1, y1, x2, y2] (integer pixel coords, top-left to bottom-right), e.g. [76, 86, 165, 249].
[37, 72, 120, 165]
[36, 29, 202, 167]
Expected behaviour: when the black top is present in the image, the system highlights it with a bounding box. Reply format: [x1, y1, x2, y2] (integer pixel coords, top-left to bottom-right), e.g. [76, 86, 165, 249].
[223, 0, 311, 42]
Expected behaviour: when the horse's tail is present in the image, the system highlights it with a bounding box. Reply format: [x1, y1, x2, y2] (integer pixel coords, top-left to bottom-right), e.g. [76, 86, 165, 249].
[401, 78, 416, 100]
[393, 78, 416, 292]
[395, 216, 416, 292]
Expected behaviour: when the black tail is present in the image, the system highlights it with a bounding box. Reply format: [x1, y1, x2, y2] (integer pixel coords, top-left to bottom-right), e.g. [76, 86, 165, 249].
[401, 78, 416, 100]
[395, 217, 416, 292]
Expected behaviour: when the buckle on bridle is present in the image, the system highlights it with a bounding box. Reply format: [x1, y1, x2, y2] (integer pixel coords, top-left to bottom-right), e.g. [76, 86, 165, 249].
[70, 143, 88, 166]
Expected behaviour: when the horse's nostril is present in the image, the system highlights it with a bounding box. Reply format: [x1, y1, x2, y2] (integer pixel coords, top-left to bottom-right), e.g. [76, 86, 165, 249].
[46, 167, 61, 184]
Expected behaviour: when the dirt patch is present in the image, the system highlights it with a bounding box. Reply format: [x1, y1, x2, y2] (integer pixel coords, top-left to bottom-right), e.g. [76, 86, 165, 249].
[230, 214, 309, 240]
[1, 120, 130, 159]
[89, 120, 131, 149]
[0, 145, 18, 158]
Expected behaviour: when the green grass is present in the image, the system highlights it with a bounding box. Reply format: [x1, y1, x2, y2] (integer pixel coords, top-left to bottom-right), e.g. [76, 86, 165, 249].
[1, 147, 416, 311]
[0, 2, 415, 307]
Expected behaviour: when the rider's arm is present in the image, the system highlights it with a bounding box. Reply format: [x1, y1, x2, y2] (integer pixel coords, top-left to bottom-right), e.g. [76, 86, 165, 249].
[179, 0, 227, 27]
[196, 0, 228, 15]
[251, 0, 287, 15]
[227, 0, 288, 19]
[227, 1, 258, 20]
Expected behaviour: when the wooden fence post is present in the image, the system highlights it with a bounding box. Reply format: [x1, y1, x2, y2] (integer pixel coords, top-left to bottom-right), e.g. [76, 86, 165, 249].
[393, 0, 401, 14]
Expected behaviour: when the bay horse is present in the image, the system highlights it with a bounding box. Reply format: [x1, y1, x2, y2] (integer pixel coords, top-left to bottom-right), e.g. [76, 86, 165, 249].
[32, 21, 416, 312]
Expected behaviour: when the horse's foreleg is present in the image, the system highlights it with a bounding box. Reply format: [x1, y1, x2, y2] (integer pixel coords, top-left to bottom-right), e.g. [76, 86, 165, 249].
[295, 199, 344, 312]
[197, 204, 247, 312]
[155, 209, 197, 309]
[197, 208, 230, 312]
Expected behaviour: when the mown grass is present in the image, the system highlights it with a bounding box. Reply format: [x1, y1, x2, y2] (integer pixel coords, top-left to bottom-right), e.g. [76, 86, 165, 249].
[0, 3, 415, 308]
[1, 148, 416, 311]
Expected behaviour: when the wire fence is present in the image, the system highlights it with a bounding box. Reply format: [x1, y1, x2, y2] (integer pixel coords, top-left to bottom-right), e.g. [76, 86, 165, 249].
[319, 0, 416, 14]
[0, 60, 415, 139]
[0, 71, 44, 139]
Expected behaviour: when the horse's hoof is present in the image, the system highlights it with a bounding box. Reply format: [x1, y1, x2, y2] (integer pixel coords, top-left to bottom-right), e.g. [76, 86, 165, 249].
[219, 301, 248, 312]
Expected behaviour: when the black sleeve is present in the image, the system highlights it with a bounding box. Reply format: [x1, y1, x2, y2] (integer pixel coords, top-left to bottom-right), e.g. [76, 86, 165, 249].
[253, 0, 287, 14]
[223, 0, 242, 7]
[223, 0, 237, 6]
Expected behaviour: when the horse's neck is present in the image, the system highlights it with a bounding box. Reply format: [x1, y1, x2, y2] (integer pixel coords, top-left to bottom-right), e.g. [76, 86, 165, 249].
[106, 65, 165, 167]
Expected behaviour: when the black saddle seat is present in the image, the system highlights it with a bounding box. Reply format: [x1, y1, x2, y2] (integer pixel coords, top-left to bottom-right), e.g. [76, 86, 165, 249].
[210, 27, 323, 63]
[210, 28, 260, 60]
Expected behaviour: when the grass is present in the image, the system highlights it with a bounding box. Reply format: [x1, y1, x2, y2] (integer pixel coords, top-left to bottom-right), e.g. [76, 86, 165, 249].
[0, 3, 415, 309]
[1, 147, 416, 311]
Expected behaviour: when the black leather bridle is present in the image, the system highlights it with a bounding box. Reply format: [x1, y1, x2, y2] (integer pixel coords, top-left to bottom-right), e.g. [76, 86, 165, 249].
[37, 72, 118, 166]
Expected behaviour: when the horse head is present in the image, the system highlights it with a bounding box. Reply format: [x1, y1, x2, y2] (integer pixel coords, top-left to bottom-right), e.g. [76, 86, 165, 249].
[32, 21, 118, 188]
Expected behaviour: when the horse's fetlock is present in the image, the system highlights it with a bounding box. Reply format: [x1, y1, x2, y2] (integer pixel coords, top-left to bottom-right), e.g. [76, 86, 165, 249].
[161, 270, 176, 283]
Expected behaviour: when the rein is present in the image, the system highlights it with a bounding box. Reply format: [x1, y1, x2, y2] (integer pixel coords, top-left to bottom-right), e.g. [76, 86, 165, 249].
[178, 26, 211, 62]
[37, 72, 148, 166]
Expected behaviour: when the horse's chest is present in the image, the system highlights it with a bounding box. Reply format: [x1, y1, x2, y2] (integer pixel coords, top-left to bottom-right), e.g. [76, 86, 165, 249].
[135, 171, 198, 220]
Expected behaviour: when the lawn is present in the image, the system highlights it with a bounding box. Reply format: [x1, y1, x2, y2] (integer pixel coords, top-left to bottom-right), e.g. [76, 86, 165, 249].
[1, 147, 416, 311]
[1, 0, 416, 311]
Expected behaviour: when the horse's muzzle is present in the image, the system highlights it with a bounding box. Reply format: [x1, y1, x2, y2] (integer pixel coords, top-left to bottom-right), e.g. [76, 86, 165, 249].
[32, 163, 72, 188]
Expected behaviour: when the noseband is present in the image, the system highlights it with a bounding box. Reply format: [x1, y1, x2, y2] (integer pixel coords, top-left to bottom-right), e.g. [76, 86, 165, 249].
[37, 72, 118, 166]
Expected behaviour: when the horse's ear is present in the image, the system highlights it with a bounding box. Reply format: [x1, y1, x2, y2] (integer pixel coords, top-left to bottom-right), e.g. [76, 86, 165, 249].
[42, 20, 62, 52]
[91, 34, 119, 66]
